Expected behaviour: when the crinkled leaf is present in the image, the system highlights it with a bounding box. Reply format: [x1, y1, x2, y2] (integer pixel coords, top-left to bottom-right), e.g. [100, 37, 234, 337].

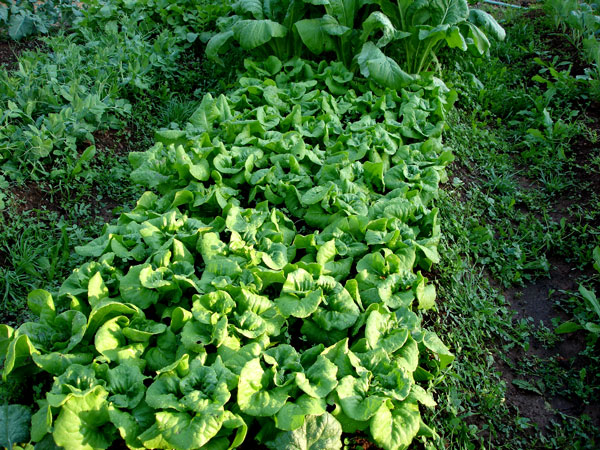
[370, 401, 420, 450]
[266, 413, 342, 450]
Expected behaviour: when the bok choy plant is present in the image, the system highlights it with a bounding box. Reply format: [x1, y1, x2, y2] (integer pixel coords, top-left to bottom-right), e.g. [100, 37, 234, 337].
[207, 0, 505, 85]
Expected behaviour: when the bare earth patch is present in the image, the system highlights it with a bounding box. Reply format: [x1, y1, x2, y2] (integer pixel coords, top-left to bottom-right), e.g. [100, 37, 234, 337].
[0, 39, 45, 70]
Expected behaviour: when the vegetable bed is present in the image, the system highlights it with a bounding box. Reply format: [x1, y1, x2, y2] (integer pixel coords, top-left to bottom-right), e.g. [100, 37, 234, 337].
[1, 57, 455, 449]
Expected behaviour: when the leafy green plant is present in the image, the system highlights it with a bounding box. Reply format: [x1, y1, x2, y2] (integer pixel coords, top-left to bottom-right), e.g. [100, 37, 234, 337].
[76, 0, 232, 45]
[358, 0, 505, 75]
[544, 0, 600, 95]
[0, 404, 31, 448]
[555, 246, 600, 337]
[207, 0, 506, 83]
[0, 57, 455, 450]
[0, 0, 81, 40]
[0, 23, 184, 178]
[206, 0, 307, 63]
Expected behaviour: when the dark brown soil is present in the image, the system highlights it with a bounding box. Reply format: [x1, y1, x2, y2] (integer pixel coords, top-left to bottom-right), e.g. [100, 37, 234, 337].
[495, 355, 558, 430]
[90, 128, 132, 223]
[0, 39, 45, 70]
[543, 33, 588, 77]
[93, 128, 131, 156]
[569, 104, 600, 226]
[505, 257, 576, 326]
[71, 127, 133, 223]
[446, 160, 480, 203]
[10, 181, 65, 216]
[343, 432, 381, 450]
[7, 128, 132, 224]
[498, 253, 599, 432]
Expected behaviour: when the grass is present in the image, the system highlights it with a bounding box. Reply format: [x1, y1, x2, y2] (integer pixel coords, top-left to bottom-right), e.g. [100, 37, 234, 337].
[421, 5, 600, 449]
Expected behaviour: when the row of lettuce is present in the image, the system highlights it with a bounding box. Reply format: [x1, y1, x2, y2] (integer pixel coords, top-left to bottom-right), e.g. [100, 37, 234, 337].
[1, 57, 454, 449]
[0, 1, 507, 449]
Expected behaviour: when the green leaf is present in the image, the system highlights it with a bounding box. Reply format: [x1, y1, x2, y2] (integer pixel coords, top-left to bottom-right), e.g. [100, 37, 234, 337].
[95, 316, 144, 365]
[275, 396, 327, 431]
[31, 403, 52, 442]
[592, 246, 600, 273]
[27, 290, 56, 324]
[336, 375, 386, 422]
[0, 325, 13, 360]
[106, 364, 147, 409]
[233, 20, 288, 50]
[370, 402, 420, 450]
[207, 30, 235, 64]
[119, 265, 160, 309]
[313, 286, 359, 331]
[238, 358, 289, 416]
[361, 11, 401, 47]
[296, 355, 338, 398]
[316, 240, 337, 266]
[357, 43, 414, 88]
[277, 269, 323, 318]
[236, 0, 265, 19]
[0, 404, 31, 448]
[445, 26, 467, 50]
[8, 13, 34, 40]
[152, 410, 226, 450]
[422, 331, 454, 370]
[554, 321, 583, 334]
[87, 272, 109, 308]
[277, 289, 323, 319]
[295, 16, 346, 55]
[266, 413, 342, 450]
[465, 22, 490, 55]
[430, 0, 469, 26]
[579, 285, 600, 319]
[108, 401, 154, 449]
[146, 373, 186, 411]
[53, 385, 114, 450]
[32, 352, 94, 376]
[3, 334, 38, 380]
[179, 360, 232, 411]
[468, 9, 505, 41]
[416, 280, 436, 310]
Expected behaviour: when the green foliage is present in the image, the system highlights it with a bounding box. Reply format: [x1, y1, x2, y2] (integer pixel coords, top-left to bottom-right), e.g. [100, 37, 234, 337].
[423, 11, 600, 448]
[265, 413, 342, 450]
[555, 246, 600, 337]
[357, 0, 505, 75]
[206, 0, 308, 63]
[0, 404, 31, 448]
[0, 0, 81, 40]
[207, 0, 505, 80]
[76, 0, 232, 45]
[0, 57, 455, 449]
[0, 26, 182, 179]
[544, 0, 600, 95]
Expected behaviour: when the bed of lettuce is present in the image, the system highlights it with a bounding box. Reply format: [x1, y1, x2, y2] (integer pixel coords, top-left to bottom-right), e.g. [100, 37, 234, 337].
[0, 57, 457, 450]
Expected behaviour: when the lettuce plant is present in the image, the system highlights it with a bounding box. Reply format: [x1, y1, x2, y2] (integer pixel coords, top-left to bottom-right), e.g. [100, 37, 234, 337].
[1, 58, 455, 450]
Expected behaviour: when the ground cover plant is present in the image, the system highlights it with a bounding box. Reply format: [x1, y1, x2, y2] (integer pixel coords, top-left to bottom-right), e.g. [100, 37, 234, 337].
[0, 0, 81, 41]
[417, 1, 600, 448]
